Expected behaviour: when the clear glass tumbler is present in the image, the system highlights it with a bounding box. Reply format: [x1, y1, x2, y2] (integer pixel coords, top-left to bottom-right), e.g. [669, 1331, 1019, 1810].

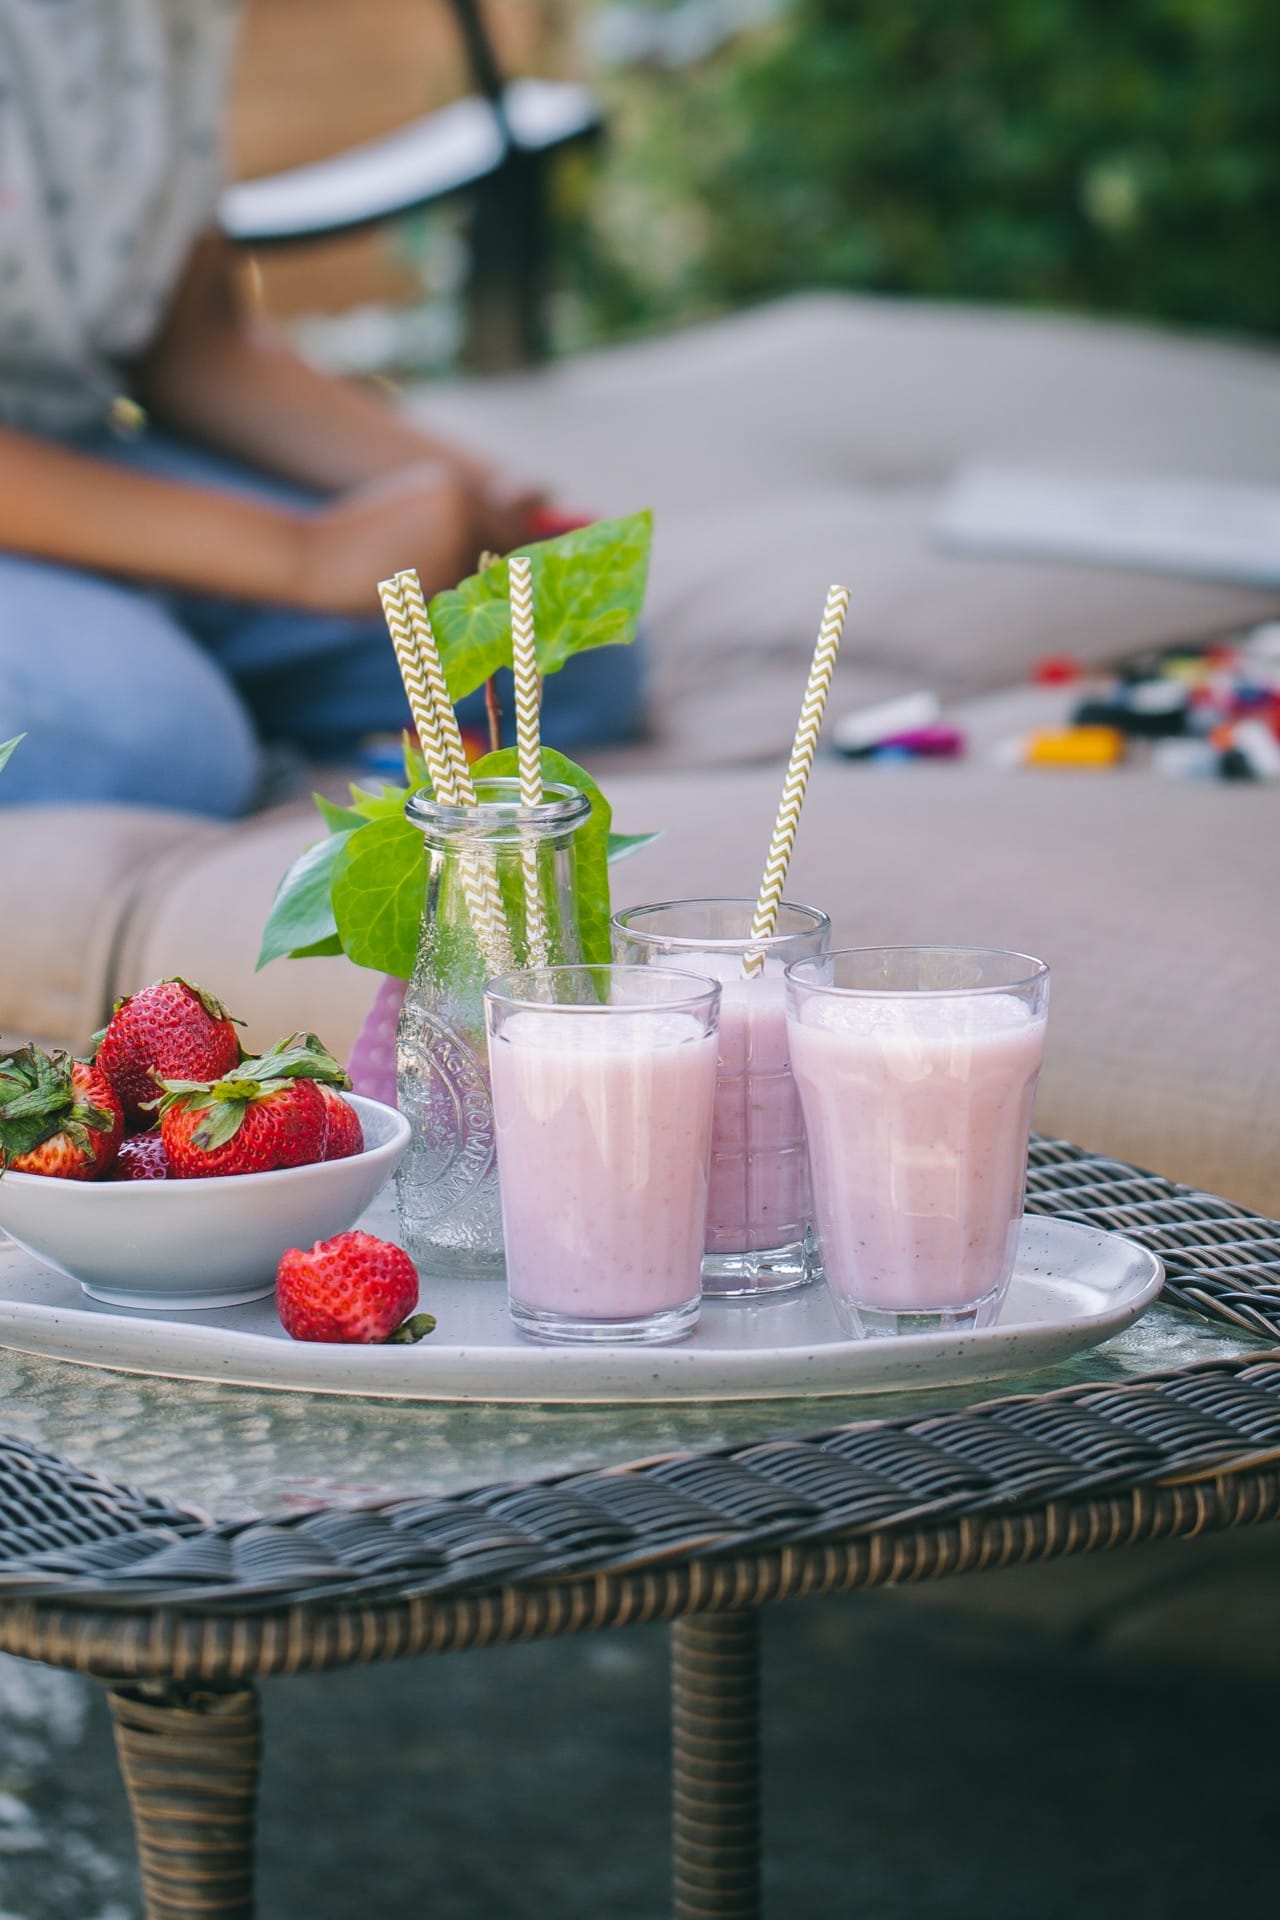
[612, 899, 830, 1295]
[785, 947, 1050, 1337]
[397, 779, 591, 1279]
[485, 964, 721, 1345]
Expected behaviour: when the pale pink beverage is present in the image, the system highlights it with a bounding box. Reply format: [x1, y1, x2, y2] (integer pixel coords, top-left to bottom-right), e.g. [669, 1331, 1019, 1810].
[612, 901, 830, 1294]
[706, 977, 808, 1255]
[786, 948, 1049, 1336]
[485, 966, 720, 1345]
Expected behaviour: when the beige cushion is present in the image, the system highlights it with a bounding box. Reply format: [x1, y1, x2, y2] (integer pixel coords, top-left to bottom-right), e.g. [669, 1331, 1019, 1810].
[0, 806, 222, 1048]
[111, 805, 379, 1061]
[421, 295, 1280, 755]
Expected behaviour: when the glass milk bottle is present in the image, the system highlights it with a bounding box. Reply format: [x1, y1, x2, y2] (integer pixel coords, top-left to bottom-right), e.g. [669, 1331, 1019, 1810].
[397, 779, 591, 1277]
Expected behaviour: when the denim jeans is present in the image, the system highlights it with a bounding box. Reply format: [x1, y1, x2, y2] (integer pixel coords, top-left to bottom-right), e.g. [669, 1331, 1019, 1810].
[0, 428, 647, 818]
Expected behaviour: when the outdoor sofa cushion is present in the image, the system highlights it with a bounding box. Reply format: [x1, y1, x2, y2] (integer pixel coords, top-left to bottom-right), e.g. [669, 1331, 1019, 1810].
[420, 294, 1280, 758]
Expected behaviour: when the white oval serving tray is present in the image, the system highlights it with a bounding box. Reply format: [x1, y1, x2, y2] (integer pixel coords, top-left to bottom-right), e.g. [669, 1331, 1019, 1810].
[0, 1216, 1161, 1403]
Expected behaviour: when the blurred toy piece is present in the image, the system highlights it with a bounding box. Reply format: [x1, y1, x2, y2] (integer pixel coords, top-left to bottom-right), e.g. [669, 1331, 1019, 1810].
[833, 692, 966, 762]
[1000, 628, 1280, 779]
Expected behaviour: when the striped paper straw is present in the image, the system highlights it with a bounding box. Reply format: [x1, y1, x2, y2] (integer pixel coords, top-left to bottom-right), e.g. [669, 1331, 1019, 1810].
[379, 573, 509, 971]
[378, 575, 459, 805]
[394, 568, 474, 802]
[508, 555, 548, 964]
[744, 584, 851, 978]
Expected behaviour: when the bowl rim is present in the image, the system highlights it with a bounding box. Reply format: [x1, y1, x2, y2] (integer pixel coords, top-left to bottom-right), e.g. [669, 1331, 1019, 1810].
[0, 1094, 409, 1197]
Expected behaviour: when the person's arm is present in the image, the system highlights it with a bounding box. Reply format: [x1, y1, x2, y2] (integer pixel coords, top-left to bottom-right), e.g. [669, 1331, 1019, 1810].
[134, 233, 538, 506]
[0, 426, 502, 615]
[0, 425, 302, 602]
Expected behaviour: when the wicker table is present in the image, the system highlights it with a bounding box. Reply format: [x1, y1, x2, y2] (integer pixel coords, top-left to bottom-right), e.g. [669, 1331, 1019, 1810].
[1, 1135, 1279, 1920]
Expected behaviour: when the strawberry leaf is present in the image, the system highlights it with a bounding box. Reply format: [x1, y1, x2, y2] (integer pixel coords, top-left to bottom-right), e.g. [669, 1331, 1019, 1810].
[0, 1045, 107, 1166]
[240, 1034, 350, 1086]
[385, 1312, 437, 1345]
[191, 1098, 251, 1152]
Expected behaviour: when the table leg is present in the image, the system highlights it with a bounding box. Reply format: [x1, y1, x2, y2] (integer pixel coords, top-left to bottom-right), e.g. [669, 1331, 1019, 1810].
[107, 1681, 261, 1920]
[671, 1612, 762, 1920]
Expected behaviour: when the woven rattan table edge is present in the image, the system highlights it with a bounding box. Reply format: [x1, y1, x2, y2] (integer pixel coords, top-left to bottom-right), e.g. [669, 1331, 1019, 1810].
[4, 1463, 1278, 1683]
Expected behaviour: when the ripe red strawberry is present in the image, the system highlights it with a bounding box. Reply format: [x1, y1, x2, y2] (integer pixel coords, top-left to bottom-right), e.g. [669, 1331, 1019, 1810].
[0, 1047, 122, 1179]
[97, 978, 242, 1130]
[107, 1132, 171, 1181]
[277, 1231, 433, 1345]
[319, 1085, 364, 1161]
[158, 1032, 349, 1179]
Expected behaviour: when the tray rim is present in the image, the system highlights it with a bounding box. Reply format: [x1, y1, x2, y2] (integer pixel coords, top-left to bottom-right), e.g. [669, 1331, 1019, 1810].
[0, 1217, 1164, 1405]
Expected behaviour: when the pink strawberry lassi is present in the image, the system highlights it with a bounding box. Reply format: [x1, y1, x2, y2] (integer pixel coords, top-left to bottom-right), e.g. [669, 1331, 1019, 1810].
[485, 967, 720, 1344]
[705, 976, 809, 1257]
[612, 901, 830, 1294]
[786, 949, 1049, 1336]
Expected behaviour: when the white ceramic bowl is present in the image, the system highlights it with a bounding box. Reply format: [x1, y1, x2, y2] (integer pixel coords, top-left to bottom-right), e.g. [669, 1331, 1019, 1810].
[0, 1095, 410, 1310]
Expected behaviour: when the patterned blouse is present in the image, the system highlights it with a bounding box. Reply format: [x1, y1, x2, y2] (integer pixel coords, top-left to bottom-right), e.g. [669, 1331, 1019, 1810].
[0, 0, 242, 434]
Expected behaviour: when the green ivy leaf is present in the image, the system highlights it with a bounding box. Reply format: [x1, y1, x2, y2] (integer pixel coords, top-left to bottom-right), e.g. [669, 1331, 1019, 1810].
[471, 746, 615, 965]
[428, 512, 652, 700]
[256, 516, 658, 977]
[287, 934, 345, 960]
[607, 831, 662, 864]
[0, 736, 23, 775]
[314, 794, 365, 834]
[348, 781, 420, 823]
[330, 814, 425, 980]
[256, 830, 354, 970]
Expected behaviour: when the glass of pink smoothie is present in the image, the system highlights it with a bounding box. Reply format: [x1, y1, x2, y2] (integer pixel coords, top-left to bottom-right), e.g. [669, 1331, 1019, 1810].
[485, 965, 721, 1345]
[785, 948, 1050, 1337]
[612, 900, 830, 1297]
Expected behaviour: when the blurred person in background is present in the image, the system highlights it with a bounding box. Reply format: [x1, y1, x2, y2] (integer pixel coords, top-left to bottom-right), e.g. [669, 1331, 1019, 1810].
[0, 0, 644, 818]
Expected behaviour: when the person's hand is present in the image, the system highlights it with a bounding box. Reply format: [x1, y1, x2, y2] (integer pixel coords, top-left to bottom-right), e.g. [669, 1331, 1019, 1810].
[289, 464, 489, 616]
[466, 468, 552, 560]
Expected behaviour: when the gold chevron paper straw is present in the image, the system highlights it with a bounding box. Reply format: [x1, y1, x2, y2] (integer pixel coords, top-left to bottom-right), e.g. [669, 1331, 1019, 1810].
[378, 575, 459, 805]
[508, 557, 542, 808]
[379, 573, 509, 970]
[394, 568, 474, 802]
[508, 555, 548, 964]
[744, 583, 851, 978]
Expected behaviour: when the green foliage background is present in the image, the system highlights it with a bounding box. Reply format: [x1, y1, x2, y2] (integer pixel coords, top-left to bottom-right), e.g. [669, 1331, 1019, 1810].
[559, 0, 1280, 345]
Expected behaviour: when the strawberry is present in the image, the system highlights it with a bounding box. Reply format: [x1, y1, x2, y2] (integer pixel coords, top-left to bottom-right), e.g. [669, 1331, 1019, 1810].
[277, 1231, 434, 1345]
[0, 1047, 123, 1179]
[107, 1132, 171, 1181]
[319, 1085, 364, 1161]
[97, 978, 242, 1130]
[158, 1032, 349, 1179]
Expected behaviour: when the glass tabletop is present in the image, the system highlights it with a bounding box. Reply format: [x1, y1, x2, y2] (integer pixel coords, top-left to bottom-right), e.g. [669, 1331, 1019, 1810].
[0, 1297, 1263, 1523]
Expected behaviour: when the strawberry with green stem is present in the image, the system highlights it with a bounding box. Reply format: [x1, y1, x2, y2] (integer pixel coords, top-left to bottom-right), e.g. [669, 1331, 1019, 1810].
[0, 1046, 123, 1179]
[277, 1231, 434, 1344]
[159, 1033, 351, 1178]
[97, 978, 243, 1130]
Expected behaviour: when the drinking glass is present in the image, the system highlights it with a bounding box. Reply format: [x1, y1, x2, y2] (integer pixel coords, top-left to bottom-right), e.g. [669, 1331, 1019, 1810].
[485, 964, 720, 1345]
[612, 899, 829, 1294]
[785, 947, 1050, 1336]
